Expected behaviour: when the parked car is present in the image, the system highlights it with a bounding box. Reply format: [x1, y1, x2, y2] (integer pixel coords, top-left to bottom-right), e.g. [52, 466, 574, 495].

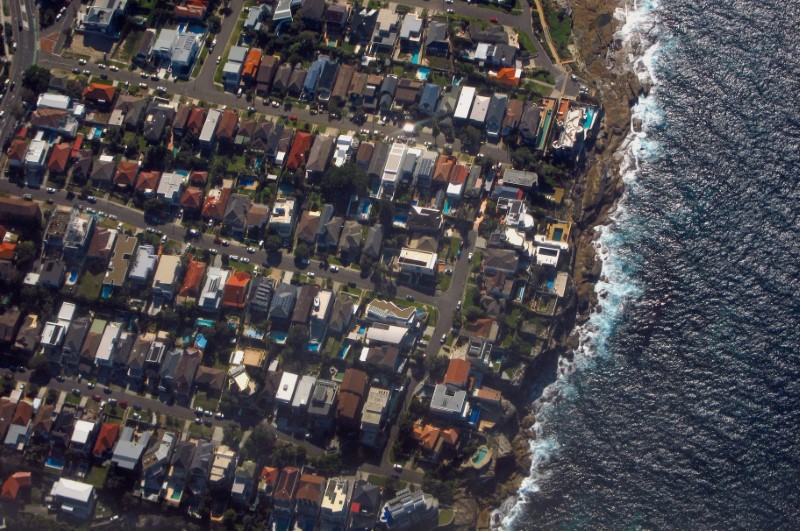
[97, 63, 106, 69]
[138, 82, 148, 89]
[92, 393, 101, 401]
[440, 333, 447, 344]
[78, 59, 87, 65]
[246, 247, 256, 254]
[489, 17, 498, 23]
[110, 65, 119, 72]
[330, 265, 339, 273]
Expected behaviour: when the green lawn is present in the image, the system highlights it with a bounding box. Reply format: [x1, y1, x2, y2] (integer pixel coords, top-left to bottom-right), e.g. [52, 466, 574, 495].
[64, 393, 81, 406]
[437, 272, 452, 292]
[192, 46, 210, 79]
[87, 465, 108, 488]
[531, 68, 556, 85]
[517, 30, 537, 54]
[542, 0, 572, 59]
[76, 269, 105, 300]
[119, 29, 144, 62]
[188, 422, 214, 439]
[367, 474, 387, 487]
[193, 391, 220, 412]
[439, 508, 455, 525]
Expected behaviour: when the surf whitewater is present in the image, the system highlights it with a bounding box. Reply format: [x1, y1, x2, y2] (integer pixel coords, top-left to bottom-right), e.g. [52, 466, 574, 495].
[492, 1, 663, 528]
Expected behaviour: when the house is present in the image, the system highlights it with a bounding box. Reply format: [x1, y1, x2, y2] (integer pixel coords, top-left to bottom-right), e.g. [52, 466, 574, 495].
[209, 444, 237, 491]
[287, 66, 308, 97]
[412, 421, 459, 461]
[152, 254, 182, 300]
[165, 440, 195, 506]
[269, 197, 297, 239]
[430, 383, 471, 421]
[295, 473, 326, 526]
[4, 399, 33, 450]
[94, 321, 122, 368]
[1, 471, 32, 502]
[454, 86, 476, 121]
[158, 348, 182, 392]
[110, 94, 148, 131]
[319, 477, 352, 528]
[365, 299, 417, 327]
[79, 0, 126, 35]
[197, 266, 230, 310]
[286, 131, 313, 171]
[378, 75, 398, 113]
[339, 220, 362, 263]
[332, 134, 353, 167]
[489, 66, 521, 87]
[172, 105, 192, 136]
[425, 21, 449, 57]
[241, 49, 263, 82]
[355, 142, 374, 170]
[328, 295, 354, 335]
[349, 72, 368, 105]
[14, 314, 41, 355]
[362, 74, 383, 112]
[360, 387, 390, 447]
[222, 45, 248, 87]
[31, 109, 78, 138]
[266, 123, 294, 164]
[129, 244, 158, 283]
[222, 193, 251, 237]
[195, 366, 226, 396]
[258, 466, 279, 500]
[178, 259, 206, 302]
[502, 98, 524, 136]
[156, 171, 185, 204]
[292, 284, 320, 325]
[518, 102, 542, 145]
[336, 368, 368, 429]
[418, 83, 441, 116]
[380, 488, 439, 529]
[78, 318, 106, 370]
[307, 379, 338, 433]
[350, 8, 378, 45]
[201, 187, 232, 222]
[248, 121, 274, 152]
[113, 160, 140, 189]
[244, 4, 268, 30]
[70, 419, 98, 455]
[272, 63, 293, 95]
[486, 94, 508, 139]
[371, 8, 400, 54]
[273, 467, 301, 520]
[143, 106, 175, 144]
[296, 211, 320, 246]
[316, 215, 343, 253]
[136, 170, 161, 196]
[444, 358, 472, 389]
[30, 403, 55, 440]
[82, 83, 117, 108]
[399, 12, 423, 52]
[188, 441, 214, 497]
[360, 344, 402, 374]
[324, 3, 350, 33]
[482, 248, 519, 275]
[256, 56, 279, 96]
[174, 347, 201, 400]
[125, 333, 152, 388]
[185, 106, 207, 137]
[231, 460, 257, 506]
[407, 205, 443, 233]
[199, 108, 222, 148]
[300, 0, 326, 29]
[90, 156, 116, 189]
[140, 431, 176, 499]
[5, 139, 29, 169]
[305, 134, 335, 178]
[180, 186, 204, 214]
[49, 478, 97, 520]
[92, 423, 120, 460]
[223, 271, 251, 309]
[316, 58, 340, 102]
[86, 227, 117, 265]
[0, 309, 22, 346]
[502, 167, 538, 190]
[248, 276, 274, 313]
[469, 22, 507, 43]
[349, 480, 383, 530]
[38, 259, 66, 289]
[111, 428, 151, 471]
[104, 234, 137, 287]
[397, 247, 437, 278]
[216, 109, 239, 143]
[330, 63, 354, 103]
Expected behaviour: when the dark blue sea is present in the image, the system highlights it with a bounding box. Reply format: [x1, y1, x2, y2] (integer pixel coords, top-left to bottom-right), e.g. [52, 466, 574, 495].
[501, 0, 800, 528]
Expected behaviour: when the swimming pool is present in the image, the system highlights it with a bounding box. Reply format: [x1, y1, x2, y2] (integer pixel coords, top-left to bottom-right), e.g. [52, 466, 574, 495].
[68, 268, 79, 283]
[417, 67, 430, 80]
[339, 344, 350, 359]
[472, 447, 488, 464]
[196, 318, 214, 328]
[583, 107, 596, 129]
[100, 285, 113, 299]
[238, 176, 258, 190]
[411, 48, 421, 64]
[195, 334, 207, 349]
[177, 22, 206, 35]
[270, 331, 287, 344]
[308, 343, 320, 352]
[45, 456, 64, 469]
[176, 169, 190, 177]
[546, 279, 555, 291]
[552, 227, 564, 241]
[443, 198, 452, 214]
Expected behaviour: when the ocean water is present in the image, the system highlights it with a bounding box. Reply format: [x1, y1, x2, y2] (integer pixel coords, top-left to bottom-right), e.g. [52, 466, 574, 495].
[500, 0, 800, 528]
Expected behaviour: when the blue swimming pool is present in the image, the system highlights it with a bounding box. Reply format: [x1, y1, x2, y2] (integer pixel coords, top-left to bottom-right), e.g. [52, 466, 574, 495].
[359, 198, 372, 215]
[100, 285, 113, 299]
[411, 48, 421, 64]
[239, 177, 255, 188]
[178, 22, 206, 35]
[583, 108, 596, 129]
[270, 331, 287, 344]
[393, 213, 408, 224]
[340, 344, 350, 359]
[358, 326, 366, 334]
[552, 227, 564, 241]
[254, 158, 263, 170]
[308, 343, 320, 352]
[176, 169, 190, 177]
[45, 456, 64, 469]
[195, 334, 207, 349]
[196, 318, 214, 328]
[546, 279, 555, 291]
[69, 268, 79, 283]
[443, 198, 452, 214]
[417, 67, 430, 80]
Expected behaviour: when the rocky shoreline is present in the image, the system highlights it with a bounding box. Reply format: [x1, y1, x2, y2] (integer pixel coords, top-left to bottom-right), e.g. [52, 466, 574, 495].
[473, 0, 647, 520]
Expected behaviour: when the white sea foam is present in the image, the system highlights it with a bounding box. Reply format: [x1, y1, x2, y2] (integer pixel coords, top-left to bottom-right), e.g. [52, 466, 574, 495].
[494, 2, 664, 529]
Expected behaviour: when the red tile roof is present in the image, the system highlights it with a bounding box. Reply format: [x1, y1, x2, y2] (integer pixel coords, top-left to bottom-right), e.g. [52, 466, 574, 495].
[201, 187, 231, 220]
[1, 472, 32, 500]
[135, 170, 161, 193]
[11, 400, 33, 425]
[336, 392, 361, 422]
[216, 109, 239, 140]
[92, 422, 120, 458]
[340, 368, 368, 397]
[71, 134, 84, 157]
[185, 107, 207, 135]
[47, 142, 72, 173]
[286, 131, 313, 171]
[114, 160, 140, 187]
[178, 259, 206, 298]
[242, 49, 263, 79]
[433, 155, 455, 183]
[274, 467, 300, 502]
[189, 170, 208, 185]
[295, 473, 325, 503]
[222, 271, 250, 308]
[260, 466, 279, 487]
[443, 358, 471, 387]
[82, 82, 117, 104]
[180, 186, 204, 210]
[6, 139, 28, 163]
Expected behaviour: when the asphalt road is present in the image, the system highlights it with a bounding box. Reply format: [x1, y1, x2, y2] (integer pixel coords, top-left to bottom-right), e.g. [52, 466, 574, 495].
[0, 0, 37, 149]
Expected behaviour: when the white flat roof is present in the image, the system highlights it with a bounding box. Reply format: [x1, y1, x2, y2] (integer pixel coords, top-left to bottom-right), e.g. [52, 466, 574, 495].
[51, 478, 94, 503]
[469, 95, 490, 123]
[37, 93, 71, 110]
[95, 322, 121, 363]
[381, 142, 407, 184]
[276, 371, 299, 403]
[291, 375, 317, 409]
[454, 86, 476, 120]
[71, 420, 95, 445]
[398, 247, 437, 269]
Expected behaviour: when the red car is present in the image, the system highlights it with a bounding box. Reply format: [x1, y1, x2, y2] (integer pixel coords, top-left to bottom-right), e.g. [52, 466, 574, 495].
[289, 115, 298, 121]
[214, 237, 222, 244]
[118, 400, 128, 409]
[489, 17, 498, 23]
[92, 393, 101, 401]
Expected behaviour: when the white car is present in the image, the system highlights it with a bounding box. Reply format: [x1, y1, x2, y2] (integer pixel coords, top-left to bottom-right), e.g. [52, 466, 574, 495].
[240, 257, 250, 264]
[140, 72, 149, 78]
[307, 272, 316, 279]
[447, 8, 455, 13]
[161, 234, 167, 244]
[82, 69, 91, 75]
[246, 247, 256, 254]
[467, 252, 473, 261]
[393, 464, 403, 472]
[209, 248, 218, 255]
[79, 59, 87, 65]
[271, 100, 280, 108]
[215, 412, 225, 420]
[110, 65, 119, 72]
[97, 63, 106, 69]
[216, 56, 221, 64]
[157, 86, 167, 93]
[46, 187, 56, 193]
[138, 82, 148, 89]
[330, 265, 339, 273]
[230, 255, 239, 262]
[441, 333, 447, 344]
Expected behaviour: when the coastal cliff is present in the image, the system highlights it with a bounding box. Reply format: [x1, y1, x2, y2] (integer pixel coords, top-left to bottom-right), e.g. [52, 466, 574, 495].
[479, 0, 644, 516]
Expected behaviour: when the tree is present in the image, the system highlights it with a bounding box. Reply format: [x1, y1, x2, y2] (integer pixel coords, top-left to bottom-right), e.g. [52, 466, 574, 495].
[460, 125, 482, 153]
[241, 425, 276, 462]
[424, 354, 448, 380]
[265, 234, 283, 253]
[293, 242, 310, 263]
[223, 423, 243, 449]
[13, 241, 36, 268]
[143, 198, 168, 220]
[223, 508, 238, 530]
[65, 79, 85, 100]
[284, 324, 308, 361]
[207, 15, 222, 33]
[22, 65, 51, 95]
[319, 163, 369, 205]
